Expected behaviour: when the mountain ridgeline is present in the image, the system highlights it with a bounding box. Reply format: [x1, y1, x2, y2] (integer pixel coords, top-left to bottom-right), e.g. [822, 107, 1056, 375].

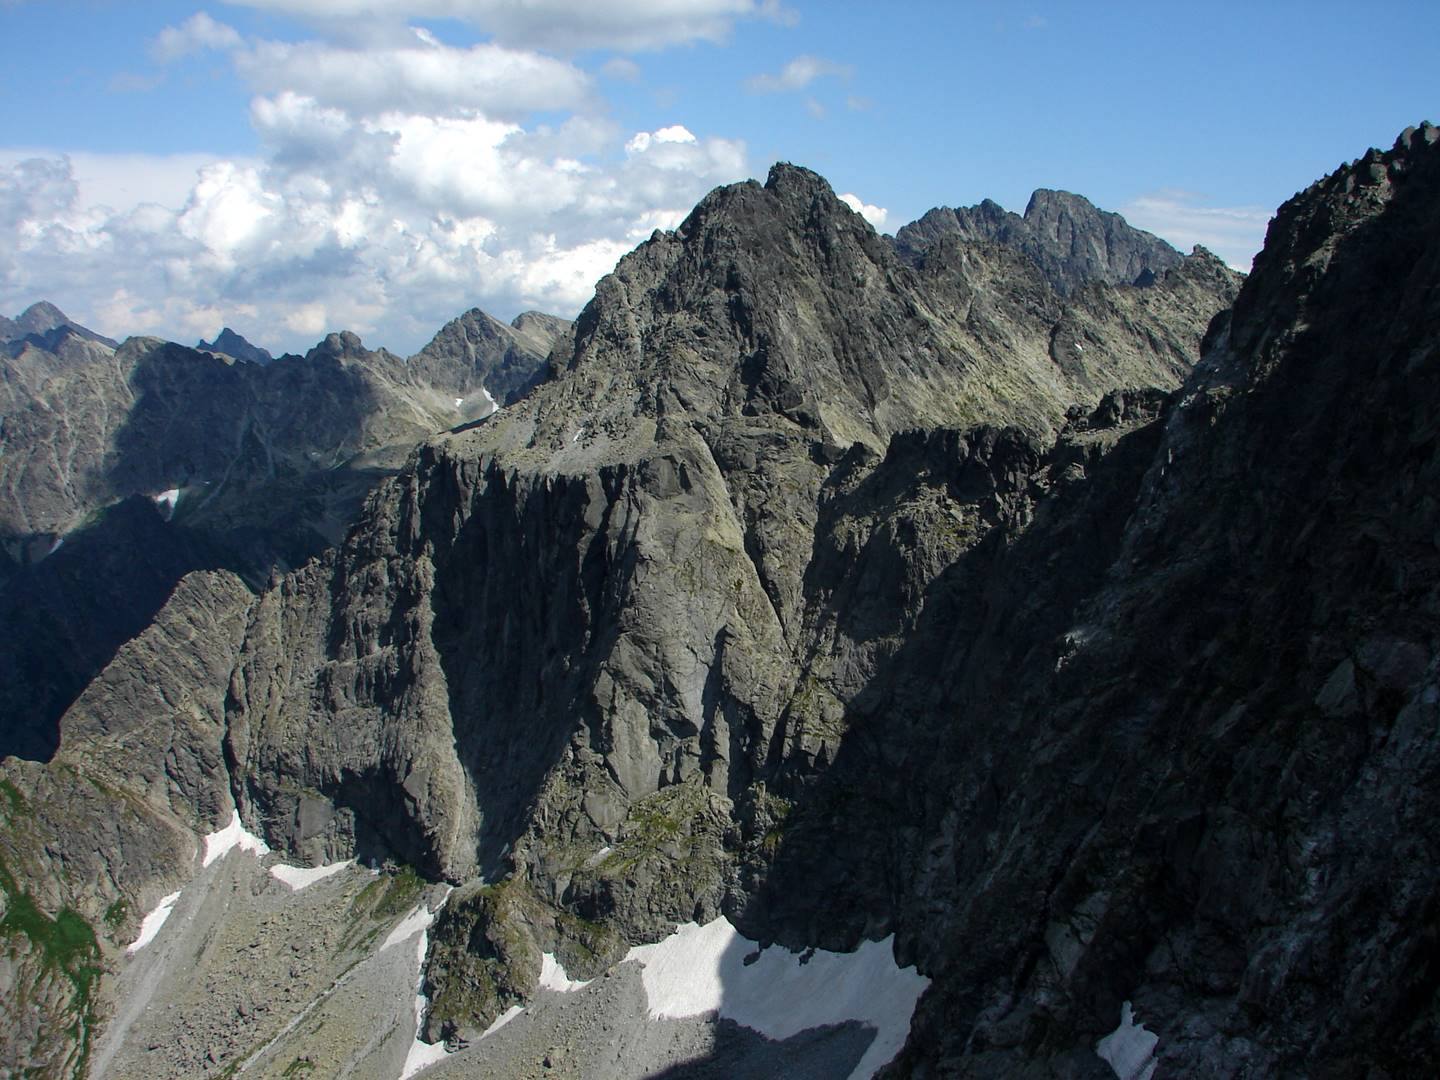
[3, 124, 1439, 1078]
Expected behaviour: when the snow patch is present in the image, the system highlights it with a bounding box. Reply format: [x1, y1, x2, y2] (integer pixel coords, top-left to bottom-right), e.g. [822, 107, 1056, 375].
[126, 890, 182, 955]
[454, 397, 464, 408]
[201, 809, 270, 867]
[538, 952, 590, 992]
[625, 918, 929, 1080]
[583, 845, 611, 869]
[480, 387, 497, 415]
[46, 536, 65, 556]
[1097, 1001, 1159, 1080]
[269, 859, 353, 892]
[399, 928, 450, 1080]
[480, 1004, 524, 1039]
[153, 488, 181, 519]
[382, 885, 453, 952]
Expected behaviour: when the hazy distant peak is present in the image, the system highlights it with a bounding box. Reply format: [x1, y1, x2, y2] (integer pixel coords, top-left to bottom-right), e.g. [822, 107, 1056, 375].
[198, 328, 273, 365]
[4, 300, 118, 349]
[895, 189, 1183, 295]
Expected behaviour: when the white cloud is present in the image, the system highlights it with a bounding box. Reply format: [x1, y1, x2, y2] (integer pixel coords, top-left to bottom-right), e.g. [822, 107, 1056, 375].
[625, 125, 698, 153]
[839, 192, 887, 231]
[746, 54, 851, 93]
[152, 12, 242, 63]
[0, 8, 766, 354]
[225, 0, 791, 52]
[0, 149, 225, 213]
[235, 38, 591, 119]
[1118, 189, 1271, 272]
[0, 118, 748, 353]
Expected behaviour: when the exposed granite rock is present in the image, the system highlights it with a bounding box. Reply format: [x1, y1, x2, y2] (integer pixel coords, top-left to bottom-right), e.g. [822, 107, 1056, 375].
[896, 188, 1188, 294]
[0, 308, 567, 762]
[0, 569, 255, 1077]
[31, 129, 1426, 1078]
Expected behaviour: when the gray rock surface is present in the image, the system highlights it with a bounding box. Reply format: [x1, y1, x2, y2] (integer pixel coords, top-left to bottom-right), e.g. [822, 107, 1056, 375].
[210, 162, 1234, 1046]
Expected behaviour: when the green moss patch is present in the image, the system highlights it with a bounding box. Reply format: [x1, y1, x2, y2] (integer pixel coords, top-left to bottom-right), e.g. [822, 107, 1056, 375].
[0, 855, 101, 1078]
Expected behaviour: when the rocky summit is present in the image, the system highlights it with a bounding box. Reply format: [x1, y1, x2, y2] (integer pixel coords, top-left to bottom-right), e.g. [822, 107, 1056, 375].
[1, 124, 1438, 1080]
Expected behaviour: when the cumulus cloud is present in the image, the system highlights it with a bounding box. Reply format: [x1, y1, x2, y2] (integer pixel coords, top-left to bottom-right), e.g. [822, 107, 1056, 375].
[1119, 189, 1271, 272]
[234, 38, 591, 119]
[152, 12, 242, 63]
[0, 8, 766, 354]
[226, 0, 791, 52]
[0, 120, 747, 352]
[839, 192, 887, 231]
[746, 54, 851, 93]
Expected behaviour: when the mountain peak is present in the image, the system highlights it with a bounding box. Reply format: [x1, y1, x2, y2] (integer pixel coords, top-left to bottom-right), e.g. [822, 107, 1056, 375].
[5, 301, 118, 349]
[16, 301, 69, 335]
[895, 186, 1182, 294]
[764, 161, 837, 199]
[198, 328, 273, 365]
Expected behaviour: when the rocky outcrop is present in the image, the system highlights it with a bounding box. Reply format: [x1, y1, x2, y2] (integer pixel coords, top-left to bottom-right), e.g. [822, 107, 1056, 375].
[758, 122, 1440, 1076]
[896, 188, 1188, 294]
[0, 570, 255, 1078]
[1, 301, 118, 349]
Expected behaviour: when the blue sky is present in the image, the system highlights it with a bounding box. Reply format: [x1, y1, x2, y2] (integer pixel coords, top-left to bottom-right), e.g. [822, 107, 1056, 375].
[2, 1, 1437, 354]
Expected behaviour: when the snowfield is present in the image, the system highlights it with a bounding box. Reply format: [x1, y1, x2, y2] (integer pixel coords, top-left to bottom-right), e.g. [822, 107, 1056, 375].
[538, 953, 590, 993]
[202, 809, 270, 867]
[625, 918, 930, 1080]
[269, 859, 353, 892]
[125, 891, 182, 955]
[1097, 1000, 1159, 1080]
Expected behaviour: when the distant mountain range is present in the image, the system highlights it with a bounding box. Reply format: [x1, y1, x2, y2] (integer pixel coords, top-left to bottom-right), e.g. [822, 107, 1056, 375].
[0, 301, 569, 763]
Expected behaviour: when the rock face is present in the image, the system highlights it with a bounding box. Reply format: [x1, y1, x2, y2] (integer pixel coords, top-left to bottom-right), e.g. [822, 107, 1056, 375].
[8, 125, 1439, 1079]
[213, 162, 1226, 887]
[896, 188, 1188, 294]
[206, 163, 1236, 1050]
[763, 122, 1440, 1076]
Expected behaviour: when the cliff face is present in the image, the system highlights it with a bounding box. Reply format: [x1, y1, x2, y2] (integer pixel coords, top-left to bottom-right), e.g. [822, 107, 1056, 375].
[9, 124, 1437, 1079]
[762, 122, 1440, 1076]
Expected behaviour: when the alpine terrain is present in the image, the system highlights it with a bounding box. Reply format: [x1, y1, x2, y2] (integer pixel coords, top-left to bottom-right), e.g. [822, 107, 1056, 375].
[1, 122, 1437, 1079]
